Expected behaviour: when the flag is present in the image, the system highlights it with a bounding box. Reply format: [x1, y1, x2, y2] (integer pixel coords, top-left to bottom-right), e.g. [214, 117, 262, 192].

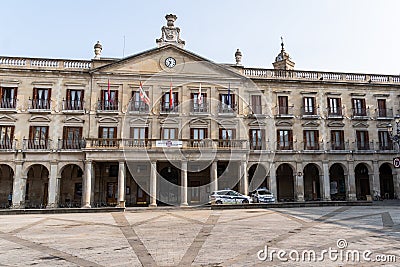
[227, 83, 231, 106]
[169, 81, 173, 108]
[139, 81, 150, 105]
[198, 83, 203, 105]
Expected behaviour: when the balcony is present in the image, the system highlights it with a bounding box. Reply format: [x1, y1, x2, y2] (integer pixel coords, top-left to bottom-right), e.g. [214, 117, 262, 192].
[190, 101, 209, 114]
[276, 141, 294, 151]
[160, 102, 179, 114]
[351, 108, 369, 120]
[327, 107, 344, 119]
[355, 141, 374, 152]
[275, 106, 294, 118]
[302, 141, 323, 151]
[0, 98, 17, 112]
[218, 103, 237, 115]
[300, 107, 319, 119]
[62, 100, 84, 113]
[58, 139, 85, 150]
[377, 141, 395, 151]
[188, 139, 213, 148]
[0, 140, 15, 150]
[250, 141, 266, 150]
[329, 141, 349, 151]
[217, 139, 247, 149]
[128, 101, 149, 114]
[375, 108, 394, 120]
[97, 100, 119, 113]
[123, 139, 151, 148]
[28, 99, 51, 113]
[23, 139, 51, 150]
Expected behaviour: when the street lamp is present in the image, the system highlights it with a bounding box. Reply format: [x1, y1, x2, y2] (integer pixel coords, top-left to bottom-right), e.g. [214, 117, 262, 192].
[388, 118, 400, 150]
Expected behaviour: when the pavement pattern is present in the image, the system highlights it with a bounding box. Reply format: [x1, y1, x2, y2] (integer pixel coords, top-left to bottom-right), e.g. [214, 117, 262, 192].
[0, 205, 399, 266]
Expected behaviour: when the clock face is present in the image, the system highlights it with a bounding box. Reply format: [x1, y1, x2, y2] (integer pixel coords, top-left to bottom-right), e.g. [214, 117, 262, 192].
[165, 57, 176, 68]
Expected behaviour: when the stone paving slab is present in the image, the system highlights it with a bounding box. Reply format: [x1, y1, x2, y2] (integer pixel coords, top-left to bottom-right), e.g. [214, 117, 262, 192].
[0, 205, 398, 266]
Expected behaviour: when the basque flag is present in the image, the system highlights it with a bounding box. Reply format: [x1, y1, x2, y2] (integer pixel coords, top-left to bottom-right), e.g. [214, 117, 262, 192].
[139, 81, 150, 105]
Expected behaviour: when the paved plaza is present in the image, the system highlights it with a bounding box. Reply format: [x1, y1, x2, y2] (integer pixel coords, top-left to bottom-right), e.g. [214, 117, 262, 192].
[0, 204, 399, 266]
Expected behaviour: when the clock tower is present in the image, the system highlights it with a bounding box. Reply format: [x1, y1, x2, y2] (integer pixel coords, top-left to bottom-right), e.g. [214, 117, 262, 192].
[272, 37, 295, 70]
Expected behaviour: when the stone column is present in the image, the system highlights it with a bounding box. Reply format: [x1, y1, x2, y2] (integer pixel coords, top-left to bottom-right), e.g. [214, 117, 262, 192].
[269, 162, 277, 200]
[372, 161, 380, 197]
[181, 161, 188, 206]
[149, 161, 157, 207]
[117, 161, 126, 208]
[210, 161, 218, 193]
[47, 162, 60, 208]
[82, 160, 92, 208]
[347, 161, 357, 201]
[394, 168, 400, 199]
[295, 163, 304, 202]
[322, 161, 331, 201]
[239, 161, 248, 195]
[12, 162, 26, 209]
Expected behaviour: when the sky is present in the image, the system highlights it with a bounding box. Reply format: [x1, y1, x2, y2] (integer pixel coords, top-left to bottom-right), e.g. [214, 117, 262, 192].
[1, 0, 400, 75]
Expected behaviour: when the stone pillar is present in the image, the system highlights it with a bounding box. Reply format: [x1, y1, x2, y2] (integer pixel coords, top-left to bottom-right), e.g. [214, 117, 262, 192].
[372, 161, 380, 197]
[295, 163, 304, 202]
[322, 161, 331, 201]
[394, 169, 400, 199]
[210, 161, 218, 193]
[82, 160, 92, 208]
[347, 161, 357, 201]
[12, 162, 25, 208]
[181, 161, 188, 206]
[47, 162, 60, 208]
[269, 162, 277, 200]
[149, 161, 157, 207]
[117, 161, 126, 208]
[239, 161, 248, 195]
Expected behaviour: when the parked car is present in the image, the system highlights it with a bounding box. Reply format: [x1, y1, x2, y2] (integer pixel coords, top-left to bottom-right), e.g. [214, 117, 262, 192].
[209, 189, 252, 204]
[250, 188, 276, 203]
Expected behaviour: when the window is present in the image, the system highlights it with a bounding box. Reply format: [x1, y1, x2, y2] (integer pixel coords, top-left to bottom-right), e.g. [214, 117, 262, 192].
[219, 129, 236, 147]
[378, 131, 392, 150]
[356, 130, 369, 150]
[161, 128, 177, 140]
[191, 93, 208, 112]
[377, 99, 387, 117]
[62, 127, 82, 149]
[32, 88, 51, 109]
[65, 90, 83, 110]
[0, 87, 17, 109]
[249, 129, 264, 150]
[99, 127, 117, 146]
[331, 130, 345, 150]
[277, 129, 293, 150]
[251, 95, 262, 114]
[327, 97, 342, 116]
[304, 130, 319, 150]
[129, 127, 148, 147]
[0, 125, 14, 149]
[100, 90, 118, 111]
[352, 98, 366, 116]
[278, 96, 289, 115]
[303, 97, 316, 115]
[219, 93, 235, 113]
[190, 128, 208, 147]
[29, 126, 49, 149]
[131, 91, 149, 112]
[161, 92, 179, 112]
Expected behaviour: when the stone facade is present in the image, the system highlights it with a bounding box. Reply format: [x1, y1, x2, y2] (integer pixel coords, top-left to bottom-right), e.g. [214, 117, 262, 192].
[0, 14, 399, 208]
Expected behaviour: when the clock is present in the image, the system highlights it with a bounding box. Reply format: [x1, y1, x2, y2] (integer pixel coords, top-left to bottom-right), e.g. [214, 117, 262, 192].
[165, 57, 176, 68]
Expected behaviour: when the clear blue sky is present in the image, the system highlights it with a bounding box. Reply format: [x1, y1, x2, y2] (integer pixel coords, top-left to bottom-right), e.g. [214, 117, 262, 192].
[1, 0, 399, 75]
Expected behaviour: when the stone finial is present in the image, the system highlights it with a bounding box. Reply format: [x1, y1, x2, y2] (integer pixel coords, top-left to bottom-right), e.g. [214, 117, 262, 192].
[156, 14, 185, 48]
[273, 37, 295, 70]
[235, 49, 242, 65]
[94, 41, 102, 59]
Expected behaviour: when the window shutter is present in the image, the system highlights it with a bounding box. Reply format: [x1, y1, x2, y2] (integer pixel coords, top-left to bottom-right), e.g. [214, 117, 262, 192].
[29, 126, 34, 140]
[44, 126, 49, 139]
[204, 128, 208, 139]
[190, 128, 194, 140]
[113, 127, 117, 138]
[10, 126, 15, 140]
[145, 127, 149, 139]
[277, 130, 281, 146]
[114, 91, 118, 101]
[98, 127, 103, 138]
[47, 89, 52, 101]
[33, 88, 38, 100]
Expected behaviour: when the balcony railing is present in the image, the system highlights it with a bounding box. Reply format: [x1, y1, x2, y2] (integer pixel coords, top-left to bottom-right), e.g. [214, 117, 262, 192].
[97, 100, 119, 112]
[218, 103, 236, 114]
[276, 141, 294, 151]
[58, 139, 85, 150]
[0, 140, 14, 150]
[303, 141, 323, 151]
[217, 139, 247, 149]
[329, 141, 349, 151]
[122, 139, 151, 148]
[62, 100, 84, 112]
[376, 108, 393, 119]
[351, 108, 369, 118]
[301, 107, 319, 117]
[160, 102, 179, 114]
[190, 101, 209, 113]
[275, 106, 294, 117]
[249, 105, 262, 115]
[378, 141, 394, 151]
[250, 141, 266, 150]
[355, 141, 374, 151]
[0, 98, 17, 109]
[128, 101, 149, 113]
[23, 139, 51, 150]
[327, 107, 343, 118]
[188, 139, 213, 148]
[28, 99, 51, 111]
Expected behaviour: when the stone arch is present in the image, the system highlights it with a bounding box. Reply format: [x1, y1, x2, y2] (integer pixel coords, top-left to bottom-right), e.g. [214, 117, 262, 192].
[0, 164, 14, 208]
[355, 163, 371, 200]
[276, 163, 295, 202]
[248, 163, 268, 191]
[60, 164, 84, 207]
[329, 163, 347, 201]
[26, 164, 49, 208]
[303, 163, 321, 201]
[379, 163, 394, 199]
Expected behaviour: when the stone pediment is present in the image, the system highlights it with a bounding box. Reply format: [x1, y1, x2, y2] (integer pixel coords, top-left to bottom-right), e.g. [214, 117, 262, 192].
[327, 121, 345, 127]
[352, 122, 369, 128]
[0, 115, 17, 123]
[275, 120, 293, 127]
[160, 118, 179, 125]
[376, 122, 391, 128]
[91, 45, 244, 80]
[29, 115, 50, 123]
[189, 118, 209, 127]
[64, 116, 84, 123]
[129, 117, 149, 126]
[248, 120, 266, 126]
[98, 116, 119, 123]
[217, 119, 237, 127]
[302, 121, 320, 127]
